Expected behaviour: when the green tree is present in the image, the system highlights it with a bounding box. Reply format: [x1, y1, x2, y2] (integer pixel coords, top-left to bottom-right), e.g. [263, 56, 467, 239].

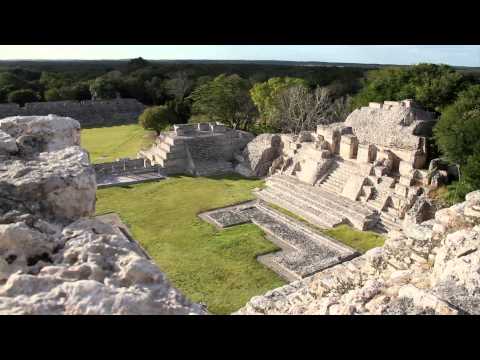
[139, 105, 177, 134]
[250, 77, 308, 127]
[434, 85, 480, 201]
[89, 76, 119, 100]
[434, 85, 480, 165]
[7, 89, 39, 106]
[189, 74, 257, 130]
[145, 76, 167, 105]
[127, 57, 150, 73]
[44, 88, 63, 101]
[352, 64, 468, 112]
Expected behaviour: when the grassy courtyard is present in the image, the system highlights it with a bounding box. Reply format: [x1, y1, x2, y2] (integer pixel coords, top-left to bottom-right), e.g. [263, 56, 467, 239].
[95, 176, 286, 314]
[83, 124, 382, 313]
[81, 124, 155, 163]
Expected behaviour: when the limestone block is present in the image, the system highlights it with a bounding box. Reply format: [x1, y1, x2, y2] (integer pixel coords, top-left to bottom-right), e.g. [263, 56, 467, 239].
[369, 102, 383, 109]
[341, 174, 366, 201]
[357, 144, 377, 163]
[410, 149, 427, 169]
[395, 184, 409, 198]
[399, 176, 414, 187]
[399, 160, 414, 177]
[384, 101, 402, 107]
[295, 158, 333, 185]
[339, 134, 358, 159]
[391, 195, 405, 210]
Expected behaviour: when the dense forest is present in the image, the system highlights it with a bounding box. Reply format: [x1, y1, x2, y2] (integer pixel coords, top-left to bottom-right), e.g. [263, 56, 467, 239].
[2, 58, 480, 203]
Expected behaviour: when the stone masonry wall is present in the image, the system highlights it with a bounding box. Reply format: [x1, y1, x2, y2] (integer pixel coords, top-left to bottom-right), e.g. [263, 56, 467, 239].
[0, 99, 146, 127]
[184, 129, 254, 162]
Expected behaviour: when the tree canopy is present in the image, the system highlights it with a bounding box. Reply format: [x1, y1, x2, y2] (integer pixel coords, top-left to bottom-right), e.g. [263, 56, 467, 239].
[250, 77, 308, 127]
[189, 74, 257, 130]
[7, 89, 39, 106]
[139, 105, 177, 134]
[351, 64, 469, 113]
[434, 85, 480, 201]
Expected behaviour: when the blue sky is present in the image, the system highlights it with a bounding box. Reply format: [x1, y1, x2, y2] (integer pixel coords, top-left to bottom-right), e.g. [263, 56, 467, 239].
[0, 45, 479, 67]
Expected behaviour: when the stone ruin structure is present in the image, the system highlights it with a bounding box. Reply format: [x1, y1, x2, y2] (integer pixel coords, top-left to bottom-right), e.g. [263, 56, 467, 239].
[237, 191, 480, 315]
[0, 115, 205, 314]
[235, 100, 438, 234]
[0, 99, 146, 127]
[138, 122, 254, 176]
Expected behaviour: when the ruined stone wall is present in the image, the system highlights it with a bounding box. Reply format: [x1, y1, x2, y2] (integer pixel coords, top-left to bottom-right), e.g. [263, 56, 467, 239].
[0, 115, 205, 315]
[185, 132, 252, 162]
[0, 99, 146, 127]
[344, 100, 435, 151]
[237, 191, 480, 315]
[93, 158, 152, 176]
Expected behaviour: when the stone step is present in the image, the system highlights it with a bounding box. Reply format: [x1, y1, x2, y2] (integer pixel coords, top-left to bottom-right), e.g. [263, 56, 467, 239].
[266, 178, 374, 230]
[261, 186, 347, 226]
[381, 218, 400, 230]
[163, 135, 185, 146]
[158, 141, 186, 155]
[328, 168, 351, 179]
[318, 183, 343, 194]
[322, 177, 345, 187]
[256, 188, 344, 229]
[156, 157, 187, 169]
[155, 147, 187, 161]
[270, 175, 373, 217]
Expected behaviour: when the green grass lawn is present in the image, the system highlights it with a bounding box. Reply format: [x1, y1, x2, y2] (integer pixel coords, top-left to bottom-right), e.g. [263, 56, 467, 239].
[268, 203, 385, 253]
[81, 124, 155, 163]
[323, 225, 385, 253]
[95, 175, 286, 314]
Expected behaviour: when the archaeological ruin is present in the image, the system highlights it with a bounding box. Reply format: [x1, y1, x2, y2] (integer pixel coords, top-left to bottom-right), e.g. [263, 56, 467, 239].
[1, 98, 479, 315]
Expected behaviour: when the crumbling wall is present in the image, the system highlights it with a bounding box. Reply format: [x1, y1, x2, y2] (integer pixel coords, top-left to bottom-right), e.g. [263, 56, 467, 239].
[0, 115, 205, 315]
[236, 191, 480, 315]
[0, 99, 146, 127]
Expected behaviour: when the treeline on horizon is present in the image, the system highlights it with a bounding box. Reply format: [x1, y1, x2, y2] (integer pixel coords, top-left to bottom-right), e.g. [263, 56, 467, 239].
[1, 58, 480, 204]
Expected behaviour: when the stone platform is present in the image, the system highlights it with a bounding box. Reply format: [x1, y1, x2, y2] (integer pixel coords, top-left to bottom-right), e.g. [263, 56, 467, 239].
[199, 201, 358, 282]
[96, 171, 167, 188]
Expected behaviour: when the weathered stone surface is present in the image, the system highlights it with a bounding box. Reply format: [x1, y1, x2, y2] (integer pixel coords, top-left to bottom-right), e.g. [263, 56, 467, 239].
[0, 130, 17, 154]
[0, 115, 81, 154]
[344, 100, 435, 151]
[235, 134, 282, 178]
[404, 196, 436, 224]
[0, 116, 205, 315]
[237, 191, 480, 315]
[341, 174, 366, 201]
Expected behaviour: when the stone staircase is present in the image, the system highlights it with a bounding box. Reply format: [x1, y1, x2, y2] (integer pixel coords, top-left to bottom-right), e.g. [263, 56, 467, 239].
[316, 159, 364, 194]
[256, 174, 378, 231]
[375, 208, 402, 233]
[193, 160, 234, 176]
[138, 132, 188, 174]
[364, 184, 403, 233]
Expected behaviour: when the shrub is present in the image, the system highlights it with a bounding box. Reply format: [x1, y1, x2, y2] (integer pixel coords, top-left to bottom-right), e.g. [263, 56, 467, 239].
[139, 105, 177, 134]
[7, 89, 38, 106]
